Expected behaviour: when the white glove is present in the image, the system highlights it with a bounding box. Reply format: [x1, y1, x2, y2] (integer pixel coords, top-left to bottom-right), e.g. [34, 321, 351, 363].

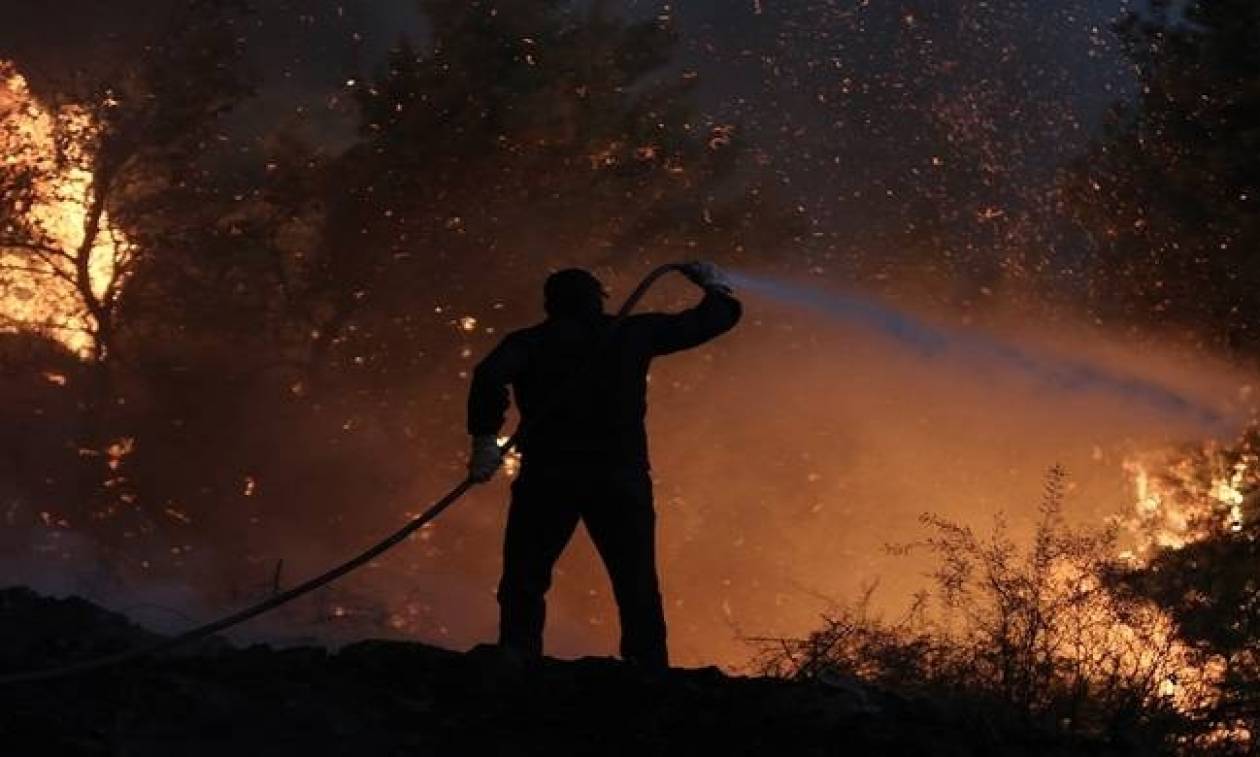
[679, 260, 734, 295]
[468, 435, 504, 483]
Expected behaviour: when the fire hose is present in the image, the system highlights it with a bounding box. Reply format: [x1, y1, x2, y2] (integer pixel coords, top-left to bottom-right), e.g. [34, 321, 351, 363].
[0, 263, 688, 685]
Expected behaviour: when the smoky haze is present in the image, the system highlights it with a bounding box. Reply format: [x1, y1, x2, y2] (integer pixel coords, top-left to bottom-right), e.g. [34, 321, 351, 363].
[2, 0, 1254, 671]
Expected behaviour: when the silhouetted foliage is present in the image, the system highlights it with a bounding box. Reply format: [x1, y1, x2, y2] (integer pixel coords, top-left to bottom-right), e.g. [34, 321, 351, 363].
[1068, 0, 1260, 356]
[307, 0, 768, 389]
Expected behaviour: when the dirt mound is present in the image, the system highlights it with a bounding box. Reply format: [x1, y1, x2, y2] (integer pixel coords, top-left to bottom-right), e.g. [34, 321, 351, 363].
[0, 586, 163, 671]
[0, 588, 1128, 756]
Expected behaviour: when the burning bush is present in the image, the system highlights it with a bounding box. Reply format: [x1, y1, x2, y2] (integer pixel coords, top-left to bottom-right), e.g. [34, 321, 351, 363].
[1117, 425, 1260, 749]
[754, 466, 1218, 751]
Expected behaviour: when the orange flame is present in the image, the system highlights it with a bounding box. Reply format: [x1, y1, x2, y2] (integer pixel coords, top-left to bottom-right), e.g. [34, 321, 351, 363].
[0, 61, 130, 357]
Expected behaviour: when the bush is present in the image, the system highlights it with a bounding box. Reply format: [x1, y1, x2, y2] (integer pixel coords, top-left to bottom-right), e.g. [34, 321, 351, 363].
[754, 466, 1216, 751]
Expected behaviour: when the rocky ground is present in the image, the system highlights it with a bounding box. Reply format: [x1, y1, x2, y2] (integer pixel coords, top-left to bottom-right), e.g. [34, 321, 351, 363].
[0, 586, 1133, 756]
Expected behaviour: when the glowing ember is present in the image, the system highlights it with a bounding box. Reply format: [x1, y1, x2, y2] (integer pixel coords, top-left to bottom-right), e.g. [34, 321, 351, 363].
[164, 507, 192, 525]
[105, 437, 135, 472]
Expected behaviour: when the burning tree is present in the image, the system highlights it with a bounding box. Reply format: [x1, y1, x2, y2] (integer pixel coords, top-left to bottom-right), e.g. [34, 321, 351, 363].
[0, 65, 129, 361]
[1117, 426, 1260, 746]
[0, 13, 249, 366]
[0, 2, 251, 541]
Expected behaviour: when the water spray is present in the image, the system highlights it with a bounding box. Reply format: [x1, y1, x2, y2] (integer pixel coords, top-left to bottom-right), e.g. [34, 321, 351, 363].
[729, 272, 1232, 431]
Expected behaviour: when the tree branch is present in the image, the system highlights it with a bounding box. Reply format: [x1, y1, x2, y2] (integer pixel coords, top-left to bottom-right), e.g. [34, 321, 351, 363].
[0, 238, 73, 262]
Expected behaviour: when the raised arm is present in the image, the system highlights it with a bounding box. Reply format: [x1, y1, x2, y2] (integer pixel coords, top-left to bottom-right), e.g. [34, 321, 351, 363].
[646, 261, 743, 356]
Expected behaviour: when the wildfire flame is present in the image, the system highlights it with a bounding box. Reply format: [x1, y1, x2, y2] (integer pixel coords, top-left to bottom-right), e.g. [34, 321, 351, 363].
[1115, 433, 1258, 744]
[0, 61, 129, 357]
[1122, 440, 1255, 559]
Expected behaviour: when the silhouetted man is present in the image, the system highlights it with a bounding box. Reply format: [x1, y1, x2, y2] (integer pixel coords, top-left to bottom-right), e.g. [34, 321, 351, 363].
[466, 262, 741, 669]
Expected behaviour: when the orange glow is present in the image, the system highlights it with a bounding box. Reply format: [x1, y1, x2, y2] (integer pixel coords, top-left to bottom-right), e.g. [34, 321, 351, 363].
[1112, 435, 1257, 742]
[1122, 441, 1254, 559]
[0, 61, 130, 357]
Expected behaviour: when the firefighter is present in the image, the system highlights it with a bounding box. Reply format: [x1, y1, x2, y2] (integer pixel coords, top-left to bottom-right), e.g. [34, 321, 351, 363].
[466, 262, 741, 669]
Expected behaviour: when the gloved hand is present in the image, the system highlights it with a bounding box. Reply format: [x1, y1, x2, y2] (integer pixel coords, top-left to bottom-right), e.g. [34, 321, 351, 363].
[679, 260, 734, 295]
[468, 435, 505, 483]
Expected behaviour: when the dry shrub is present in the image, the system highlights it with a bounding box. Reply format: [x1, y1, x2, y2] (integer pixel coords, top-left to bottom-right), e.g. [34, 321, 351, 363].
[753, 466, 1217, 750]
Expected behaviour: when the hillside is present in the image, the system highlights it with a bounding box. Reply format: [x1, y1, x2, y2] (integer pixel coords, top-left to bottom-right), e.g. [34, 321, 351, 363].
[0, 587, 1130, 756]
